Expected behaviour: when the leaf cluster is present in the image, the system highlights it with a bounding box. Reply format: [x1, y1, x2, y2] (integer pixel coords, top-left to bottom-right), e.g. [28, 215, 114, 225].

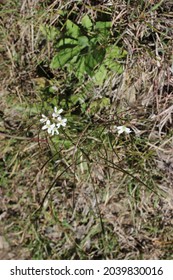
[50, 15, 126, 85]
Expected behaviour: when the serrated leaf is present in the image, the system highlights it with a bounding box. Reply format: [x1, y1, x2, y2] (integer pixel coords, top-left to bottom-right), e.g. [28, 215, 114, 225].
[50, 46, 81, 69]
[66, 19, 80, 38]
[81, 15, 93, 30]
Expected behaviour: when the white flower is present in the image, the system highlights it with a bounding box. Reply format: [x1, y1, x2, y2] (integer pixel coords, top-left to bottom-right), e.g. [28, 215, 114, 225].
[51, 126, 59, 136]
[42, 120, 55, 135]
[40, 114, 48, 123]
[52, 107, 63, 119]
[56, 116, 67, 128]
[41, 107, 67, 136]
[116, 125, 132, 135]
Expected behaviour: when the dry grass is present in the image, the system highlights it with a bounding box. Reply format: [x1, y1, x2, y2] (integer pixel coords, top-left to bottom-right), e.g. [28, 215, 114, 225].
[0, 0, 173, 259]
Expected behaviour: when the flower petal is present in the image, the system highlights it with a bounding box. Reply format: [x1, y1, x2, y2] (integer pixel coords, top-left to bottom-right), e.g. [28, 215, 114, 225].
[42, 125, 47, 130]
[57, 108, 63, 115]
[40, 114, 48, 123]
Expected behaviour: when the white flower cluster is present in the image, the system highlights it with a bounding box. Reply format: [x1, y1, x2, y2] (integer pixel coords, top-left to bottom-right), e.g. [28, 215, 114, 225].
[40, 107, 67, 136]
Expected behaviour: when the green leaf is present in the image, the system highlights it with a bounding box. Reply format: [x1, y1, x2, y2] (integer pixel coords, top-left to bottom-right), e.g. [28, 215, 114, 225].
[70, 92, 85, 105]
[75, 56, 86, 79]
[106, 45, 127, 61]
[50, 46, 81, 69]
[66, 19, 80, 39]
[77, 36, 89, 47]
[107, 61, 123, 74]
[103, 45, 127, 74]
[81, 15, 93, 30]
[94, 21, 111, 40]
[93, 65, 107, 85]
[57, 38, 78, 47]
[90, 37, 98, 45]
[95, 21, 112, 30]
[84, 48, 105, 76]
[84, 54, 97, 76]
